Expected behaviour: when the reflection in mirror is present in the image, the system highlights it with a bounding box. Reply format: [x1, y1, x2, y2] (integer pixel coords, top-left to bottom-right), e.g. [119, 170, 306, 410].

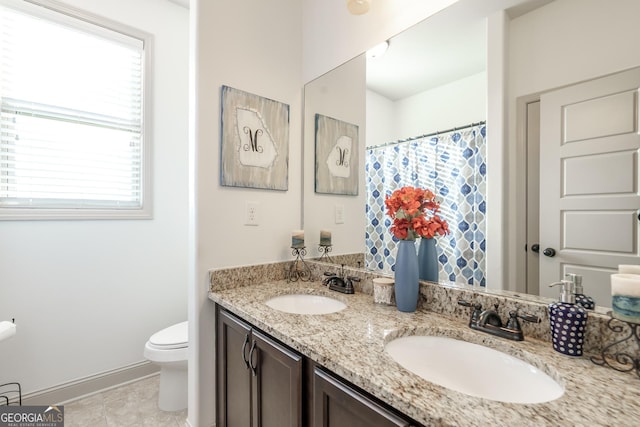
[303, 0, 640, 312]
[362, 4, 490, 286]
[509, 0, 640, 310]
[303, 54, 366, 264]
[365, 123, 486, 285]
[307, 2, 489, 285]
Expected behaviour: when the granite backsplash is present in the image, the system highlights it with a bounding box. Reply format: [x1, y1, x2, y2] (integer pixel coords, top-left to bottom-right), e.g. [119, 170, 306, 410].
[209, 259, 637, 359]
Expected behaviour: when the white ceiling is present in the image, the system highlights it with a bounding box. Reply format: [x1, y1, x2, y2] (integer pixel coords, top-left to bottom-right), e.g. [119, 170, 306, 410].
[366, 0, 553, 101]
[164, 0, 552, 101]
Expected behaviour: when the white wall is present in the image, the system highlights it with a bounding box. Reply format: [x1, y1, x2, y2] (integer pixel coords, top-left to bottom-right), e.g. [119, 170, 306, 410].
[303, 55, 367, 257]
[367, 71, 486, 147]
[509, 0, 640, 98]
[366, 90, 396, 148]
[302, 0, 459, 82]
[190, 0, 302, 425]
[504, 0, 640, 289]
[486, 10, 509, 291]
[0, 0, 188, 398]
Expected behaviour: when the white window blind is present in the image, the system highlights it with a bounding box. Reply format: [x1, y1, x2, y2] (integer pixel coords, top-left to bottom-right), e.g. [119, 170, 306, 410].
[0, 1, 151, 219]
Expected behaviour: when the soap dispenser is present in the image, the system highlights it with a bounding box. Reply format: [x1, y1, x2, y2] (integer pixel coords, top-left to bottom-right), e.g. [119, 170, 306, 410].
[548, 280, 588, 357]
[565, 273, 595, 310]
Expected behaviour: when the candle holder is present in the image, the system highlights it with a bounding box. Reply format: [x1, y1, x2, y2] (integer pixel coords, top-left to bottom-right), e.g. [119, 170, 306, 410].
[590, 312, 640, 378]
[287, 246, 312, 282]
[317, 244, 334, 263]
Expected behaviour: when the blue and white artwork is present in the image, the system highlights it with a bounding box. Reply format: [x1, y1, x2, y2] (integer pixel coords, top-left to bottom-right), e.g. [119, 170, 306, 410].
[315, 113, 359, 195]
[220, 85, 289, 190]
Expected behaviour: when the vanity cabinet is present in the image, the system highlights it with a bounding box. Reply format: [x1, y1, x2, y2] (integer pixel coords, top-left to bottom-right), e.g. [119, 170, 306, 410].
[216, 306, 420, 427]
[216, 308, 302, 427]
[313, 367, 414, 427]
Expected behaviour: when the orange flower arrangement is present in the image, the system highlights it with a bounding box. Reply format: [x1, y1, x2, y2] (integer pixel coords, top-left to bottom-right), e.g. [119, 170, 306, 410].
[384, 186, 450, 240]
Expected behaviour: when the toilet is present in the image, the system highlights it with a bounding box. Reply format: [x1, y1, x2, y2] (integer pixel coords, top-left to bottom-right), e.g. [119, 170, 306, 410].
[144, 321, 188, 411]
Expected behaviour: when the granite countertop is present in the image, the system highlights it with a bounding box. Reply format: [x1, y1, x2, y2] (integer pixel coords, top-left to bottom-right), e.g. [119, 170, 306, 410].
[209, 280, 640, 427]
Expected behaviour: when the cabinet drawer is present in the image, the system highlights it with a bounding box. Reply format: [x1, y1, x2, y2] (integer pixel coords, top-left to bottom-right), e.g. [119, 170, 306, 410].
[313, 367, 413, 427]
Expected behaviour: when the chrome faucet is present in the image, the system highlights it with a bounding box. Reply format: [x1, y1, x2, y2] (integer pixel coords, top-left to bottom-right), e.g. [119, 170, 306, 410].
[458, 299, 540, 341]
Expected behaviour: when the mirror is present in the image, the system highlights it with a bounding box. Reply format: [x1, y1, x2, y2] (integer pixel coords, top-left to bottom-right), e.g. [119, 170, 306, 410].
[303, 0, 639, 310]
[303, 0, 510, 275]
[303, 0, 495, 275]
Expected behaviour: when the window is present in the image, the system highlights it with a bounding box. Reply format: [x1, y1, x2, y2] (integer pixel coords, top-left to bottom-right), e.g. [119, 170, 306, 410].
[0, 0, 152, 219]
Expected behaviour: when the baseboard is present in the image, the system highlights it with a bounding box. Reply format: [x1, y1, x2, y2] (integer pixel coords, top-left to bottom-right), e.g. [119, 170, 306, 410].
[185, 416, 214, 427]
[22, 360, 159, 406]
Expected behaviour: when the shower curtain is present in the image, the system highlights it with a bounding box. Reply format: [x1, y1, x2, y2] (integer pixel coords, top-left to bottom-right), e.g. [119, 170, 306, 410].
[365, 124, 486, 286]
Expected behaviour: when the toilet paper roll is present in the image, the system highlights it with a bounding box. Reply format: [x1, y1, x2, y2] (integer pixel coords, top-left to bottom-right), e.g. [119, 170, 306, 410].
[0, 321, 16, 343]
[619, 265, 640, 275]
[611, 274, 640, 324]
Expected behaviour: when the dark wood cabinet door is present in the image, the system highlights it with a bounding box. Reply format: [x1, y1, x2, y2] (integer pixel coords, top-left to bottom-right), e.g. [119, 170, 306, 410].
[313, 367, 413, 427]
[217, 306, 416, 427]
[217, 309, 252, 427]
[251, 329, 303, 427]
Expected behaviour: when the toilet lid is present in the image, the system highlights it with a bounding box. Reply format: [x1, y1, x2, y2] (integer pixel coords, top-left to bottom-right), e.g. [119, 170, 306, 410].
[149, 321, 188, 348]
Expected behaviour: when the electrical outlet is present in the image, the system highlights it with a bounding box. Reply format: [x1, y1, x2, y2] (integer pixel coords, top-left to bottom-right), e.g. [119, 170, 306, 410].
[335, 204, 345, 224]
[245, 201, 259, 226]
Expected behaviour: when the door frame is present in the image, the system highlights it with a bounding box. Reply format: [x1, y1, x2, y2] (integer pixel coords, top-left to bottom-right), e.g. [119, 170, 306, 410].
[513, 92, 542, 294]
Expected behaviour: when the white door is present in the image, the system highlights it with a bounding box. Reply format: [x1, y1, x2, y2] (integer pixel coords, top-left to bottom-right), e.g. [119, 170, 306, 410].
[538, 67, 640, 307]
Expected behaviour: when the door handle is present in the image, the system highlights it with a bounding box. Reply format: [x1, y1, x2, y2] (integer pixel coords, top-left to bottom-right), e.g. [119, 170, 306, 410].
[531, 244, 540, 253]
[241, 333, 250, 369]
[248, 340, 258, 377]
[543, 248, 556, 257]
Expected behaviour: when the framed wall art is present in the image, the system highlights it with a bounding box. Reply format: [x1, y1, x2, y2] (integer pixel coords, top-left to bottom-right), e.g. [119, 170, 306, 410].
[314, 113, 359, 195]
[220, 85, 290, 190]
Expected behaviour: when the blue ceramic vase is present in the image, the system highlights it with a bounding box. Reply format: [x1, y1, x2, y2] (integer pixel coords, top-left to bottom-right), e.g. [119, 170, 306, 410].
[394, 240, 419, 312]
[418, 237, 439, 282]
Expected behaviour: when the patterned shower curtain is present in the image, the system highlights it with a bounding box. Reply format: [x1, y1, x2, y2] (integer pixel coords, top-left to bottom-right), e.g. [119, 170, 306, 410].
[365, 124, 487, 286]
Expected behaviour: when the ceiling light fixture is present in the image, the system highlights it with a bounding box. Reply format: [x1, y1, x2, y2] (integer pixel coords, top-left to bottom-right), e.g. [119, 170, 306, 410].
[366, 40, 389, 59]
[347, 0, 370, 15]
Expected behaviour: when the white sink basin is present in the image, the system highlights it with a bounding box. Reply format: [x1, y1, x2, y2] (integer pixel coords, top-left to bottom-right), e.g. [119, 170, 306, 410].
[265, 294, 346, 315]
[385, 335, 564, 404]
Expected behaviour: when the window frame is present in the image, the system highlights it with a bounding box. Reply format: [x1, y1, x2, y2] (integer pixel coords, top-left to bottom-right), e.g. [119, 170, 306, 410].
[0, 0, 153, 220]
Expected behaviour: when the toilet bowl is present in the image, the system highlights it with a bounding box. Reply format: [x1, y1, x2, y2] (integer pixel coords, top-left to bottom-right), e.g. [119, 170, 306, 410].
[144, 321, 188, 412]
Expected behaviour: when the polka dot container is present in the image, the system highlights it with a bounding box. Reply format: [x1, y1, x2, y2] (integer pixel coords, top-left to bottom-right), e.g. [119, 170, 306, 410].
[549, 302, 588, 357]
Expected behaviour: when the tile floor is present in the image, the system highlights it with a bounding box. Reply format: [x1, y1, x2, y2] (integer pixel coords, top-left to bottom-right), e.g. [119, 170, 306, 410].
[63, 374, 187, 427]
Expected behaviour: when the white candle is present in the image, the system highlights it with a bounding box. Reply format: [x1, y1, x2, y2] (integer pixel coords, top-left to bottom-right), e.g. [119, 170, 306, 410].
[320, 230, 332, 246]
[292, 230, 304, 248]
[611, 273, 640, 323]
[619, 265, 640, 275]
[611, 274, 640, 297]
